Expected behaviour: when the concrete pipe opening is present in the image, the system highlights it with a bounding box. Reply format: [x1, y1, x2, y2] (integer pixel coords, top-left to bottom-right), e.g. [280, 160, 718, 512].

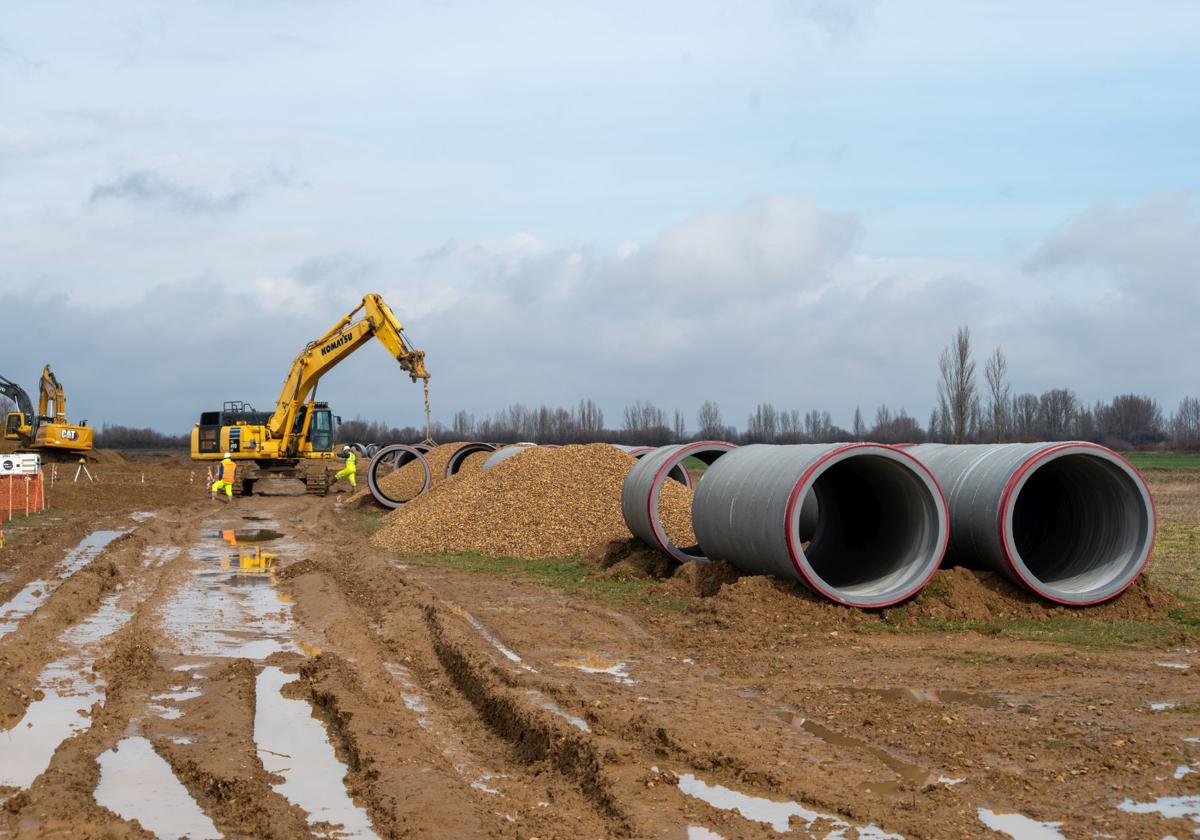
[793, 448, 946, 606]
[444, 442, 498, 478]
[611, 444, 692, 488]
[480, 443, 535, 472]
[621, 441, 736, 563]
[1002, 446, 1154, 604]
[691, 444, 948, 608]
[367, 444, 431, 509]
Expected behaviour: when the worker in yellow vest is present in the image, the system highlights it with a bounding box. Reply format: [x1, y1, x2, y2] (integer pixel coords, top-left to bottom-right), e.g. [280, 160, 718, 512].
[211, 453, 236, 502]
[335, 445, 357, 490]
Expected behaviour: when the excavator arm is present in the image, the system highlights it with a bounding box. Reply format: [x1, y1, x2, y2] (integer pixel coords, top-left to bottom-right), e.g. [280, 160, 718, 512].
[266, 293, 429, 454]
[39, 365, 67, 424]
[0, 376, 36, 428]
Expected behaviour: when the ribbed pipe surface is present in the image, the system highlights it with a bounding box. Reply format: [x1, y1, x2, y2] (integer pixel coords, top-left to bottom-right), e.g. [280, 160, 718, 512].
[367, 444, 431, 509]
[692, 444, 948, 608]
[444, 442, 498, 478]
[907, 443, 1155, 605]
[621, 441, 736, 563]
[480, 443, 535, 471]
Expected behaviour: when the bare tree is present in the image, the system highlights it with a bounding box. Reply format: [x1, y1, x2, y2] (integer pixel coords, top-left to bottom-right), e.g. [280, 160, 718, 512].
[984, 346, 1010, 442]
[576, 399, 604, 439]
[672, 409, 686, 442]
[696, 401, 724, 439]
[1172, 397, 1200, 448]
[779, 409, 803, 443]
[1096, 394, 1164, 445]
[1037, 389, 1078, 440]
[937, 326, 977, 444]
[1009, 393, 1038, 440]
[451, 410, 475, 439]
[804, 409, 834, 442]
[746, 403, 780, 443]
[852, 406, 866, 440]
[622, 401, 668, 444]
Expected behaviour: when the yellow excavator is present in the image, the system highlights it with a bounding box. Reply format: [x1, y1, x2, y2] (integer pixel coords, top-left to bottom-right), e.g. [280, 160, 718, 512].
[190, 293, 430, 495]
[1, 365, 95, 455]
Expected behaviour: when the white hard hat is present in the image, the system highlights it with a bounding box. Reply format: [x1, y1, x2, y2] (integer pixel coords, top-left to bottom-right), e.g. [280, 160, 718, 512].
[223, 452, 231, 459]
[343, 445, 351, 451]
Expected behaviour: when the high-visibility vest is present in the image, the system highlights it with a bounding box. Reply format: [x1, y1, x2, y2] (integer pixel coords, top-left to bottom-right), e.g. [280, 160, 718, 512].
[220, 459, 236, 482]
[345, 450, 356, 469]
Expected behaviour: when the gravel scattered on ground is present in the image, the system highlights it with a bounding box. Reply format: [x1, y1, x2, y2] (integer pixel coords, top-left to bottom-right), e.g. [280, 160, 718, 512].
[371, 443, 695, 559]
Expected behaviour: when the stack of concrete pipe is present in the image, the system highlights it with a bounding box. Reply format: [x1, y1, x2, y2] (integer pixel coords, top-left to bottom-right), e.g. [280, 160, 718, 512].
[621, 441, 1154, 609]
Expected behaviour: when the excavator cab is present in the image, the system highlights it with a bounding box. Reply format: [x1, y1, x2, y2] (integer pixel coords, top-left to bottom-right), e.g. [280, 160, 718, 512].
[4, 412, 30, 441]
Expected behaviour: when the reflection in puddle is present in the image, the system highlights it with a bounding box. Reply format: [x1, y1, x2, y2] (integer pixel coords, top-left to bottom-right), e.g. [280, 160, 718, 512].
[158, 534, 297, 661]
[0, 529, 127, 640]
[860, 687, 1002, 709]
[94, 736, 221, 839]
[776, 709, 934, 793]
[1119, 794, 1200, 824]
[558, 654, 636, 685]
[977, 807, 1066, 839]
[211, 528, 284, 544]
[675, 772, 901, 837]
[525, 689, 590, 732]
[0, 590, 134, 788]
[254, 666, 379, 838]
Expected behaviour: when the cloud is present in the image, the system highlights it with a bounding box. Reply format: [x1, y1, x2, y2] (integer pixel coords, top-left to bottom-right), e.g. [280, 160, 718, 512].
[778, 0, 879, 41]
[87, 168, 291, 215]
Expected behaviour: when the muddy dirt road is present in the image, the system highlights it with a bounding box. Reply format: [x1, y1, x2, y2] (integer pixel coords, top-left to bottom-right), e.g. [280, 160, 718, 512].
[2, 470, 1199, 838]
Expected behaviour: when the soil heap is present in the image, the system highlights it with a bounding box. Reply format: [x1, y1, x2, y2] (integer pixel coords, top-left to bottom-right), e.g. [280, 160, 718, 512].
[370, 443, 695, 559]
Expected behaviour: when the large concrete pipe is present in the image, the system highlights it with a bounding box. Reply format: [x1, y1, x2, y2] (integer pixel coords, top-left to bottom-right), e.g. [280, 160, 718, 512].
[611, 444, 693, 488]
[445, 442, 498, 478]
[367, 444, 431, 509]
[692, 444, 948, 608]
[480, 443, 535, 471]
[621, 442, 737, 563]
[906, 443, 1154, 605]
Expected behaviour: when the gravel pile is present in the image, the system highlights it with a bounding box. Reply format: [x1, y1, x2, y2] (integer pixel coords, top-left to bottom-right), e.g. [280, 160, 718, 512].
[370, 443, 696, 559]
[349, 442, 467, 504]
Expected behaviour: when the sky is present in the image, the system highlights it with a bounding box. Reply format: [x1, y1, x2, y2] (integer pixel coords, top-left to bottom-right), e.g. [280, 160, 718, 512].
[2, 0, 1198, 434]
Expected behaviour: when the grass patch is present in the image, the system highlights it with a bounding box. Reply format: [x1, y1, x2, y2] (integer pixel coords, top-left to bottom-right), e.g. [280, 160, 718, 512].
[873, 613, 1194, 650]
[1124, 452, 1200, 471]
[354, 509, 387, 534]
[397, 551, 684, 610]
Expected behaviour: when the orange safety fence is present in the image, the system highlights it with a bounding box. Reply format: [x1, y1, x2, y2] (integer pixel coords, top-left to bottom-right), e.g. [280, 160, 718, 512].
[0, 473, 47, 524]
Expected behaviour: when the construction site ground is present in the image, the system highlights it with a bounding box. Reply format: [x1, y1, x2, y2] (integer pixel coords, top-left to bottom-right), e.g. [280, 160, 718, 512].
[2, 450, 1199, 839]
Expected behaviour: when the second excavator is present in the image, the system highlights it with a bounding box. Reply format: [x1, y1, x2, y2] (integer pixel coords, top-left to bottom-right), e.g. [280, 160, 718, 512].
[1, 365, 94, 455]
[190, 293, 430, 495]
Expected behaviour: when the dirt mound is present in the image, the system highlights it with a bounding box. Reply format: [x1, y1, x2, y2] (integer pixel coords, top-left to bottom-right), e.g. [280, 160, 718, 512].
[370, 444, 695, 560]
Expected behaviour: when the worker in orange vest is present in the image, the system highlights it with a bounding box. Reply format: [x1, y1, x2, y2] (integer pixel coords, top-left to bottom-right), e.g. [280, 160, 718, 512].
[211, 453, 236, 502]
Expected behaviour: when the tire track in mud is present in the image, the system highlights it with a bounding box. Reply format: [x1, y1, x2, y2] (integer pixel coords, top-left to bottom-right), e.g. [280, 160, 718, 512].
[0, 507, 207, 834]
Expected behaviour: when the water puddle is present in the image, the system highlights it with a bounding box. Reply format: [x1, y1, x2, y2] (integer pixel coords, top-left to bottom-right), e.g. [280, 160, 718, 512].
[129, 511, 156, 522]
[977, 807, 1066, 839]
[0, 590, 134, 788]
[775, 709, 934, 793]
[0, 529, 127, 639]
[158, 530, 298, 662]
[1151, 701, 1178, 711]
[859, 687, 1003, 709]
[674, 771, 901, 837]
[688, 827, 724, 839]
[254, 666, 379, 838]
[94, 736, 221, 839]
[1175, 764, 1194, 780]
[142, 545, 180, 569]
[525, 689, 590, 732]
[557, 654, 637, 685]
[1157, 662, 1191, 670]
[1118, 794, 1200, 824]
